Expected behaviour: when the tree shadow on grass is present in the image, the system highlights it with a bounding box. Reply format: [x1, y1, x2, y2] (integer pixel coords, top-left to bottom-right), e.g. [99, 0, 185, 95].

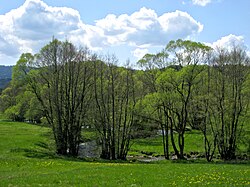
[10, 141, 57, 159]
[10, 141, 93, 163]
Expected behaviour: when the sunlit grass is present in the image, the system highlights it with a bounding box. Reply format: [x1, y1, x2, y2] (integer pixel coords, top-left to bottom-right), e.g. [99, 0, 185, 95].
[129, 130, 204, 156]
[81, 128, 98, 142]
[0, 120, 249, 186]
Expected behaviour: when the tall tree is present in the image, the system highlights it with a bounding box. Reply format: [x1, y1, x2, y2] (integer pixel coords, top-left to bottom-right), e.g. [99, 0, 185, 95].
[93, 56, 137, 160]
[211, 46, 250, 160]
[0, 53, 35, 121]
[190, 64, 218, 162]
[29, 39, 93, 156]
[135, 92, 170, 159]
[137, 52, 170, 159]
[157, 40, 211, 159]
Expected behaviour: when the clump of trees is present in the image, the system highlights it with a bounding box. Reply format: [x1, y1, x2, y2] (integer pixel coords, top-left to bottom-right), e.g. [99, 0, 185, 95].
[93, 58, 138, 159]
[137, 41, 250, 161]
[0, 39, 140, 159]
[209, 47, 250, 160]
[29, 40, 94, 156]
[0, 38, 249, 161]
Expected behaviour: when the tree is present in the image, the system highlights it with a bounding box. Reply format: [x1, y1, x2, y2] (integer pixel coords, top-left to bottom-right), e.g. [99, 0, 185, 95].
[93, 56, 137, 160]
[211, 46, 250, 160]
[190, 64, 218, 162]
[135, 92, 170, 159]
[29, 39, 93, 156]
[0, 86, 21, 121]
[137, 52, 170, 159]
[0, 53, 35, 121]
[157, 40, 212, 159]
[12, 53, 34, 86]
[137, 51, 168, 93]
[22, 90, 43, 123]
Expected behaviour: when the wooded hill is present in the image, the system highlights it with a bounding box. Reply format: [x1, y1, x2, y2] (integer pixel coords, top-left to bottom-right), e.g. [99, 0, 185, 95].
[0, 65, 12, 89]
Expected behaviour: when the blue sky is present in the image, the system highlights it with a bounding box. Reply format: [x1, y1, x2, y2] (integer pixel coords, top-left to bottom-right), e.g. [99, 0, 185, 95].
[0, 0, 249, 66]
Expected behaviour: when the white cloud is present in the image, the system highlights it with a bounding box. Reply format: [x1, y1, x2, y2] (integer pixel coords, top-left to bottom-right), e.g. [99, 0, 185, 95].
[247, 51, 250, 57]
[204, 34, 250, 59]
[0, 0, 203, 65]
[132, 48, 149, 60]
[0, 0, 85, 58]
[192, 0, 212, 6]
[159, 10, 203, 37]
[95, 8, 203, 47]
[15, 0, 82, 40]
[0, 36, 20, 57]
[211, 34, 246, 50]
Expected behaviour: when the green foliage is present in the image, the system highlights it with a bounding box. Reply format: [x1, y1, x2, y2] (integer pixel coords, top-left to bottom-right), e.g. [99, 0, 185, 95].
[12, 53, 34, 86]
[137, 51, 168, 70]
[93, 59, 138, 159]
[0, 86, 19, 121]
[0, 81, 42, 122]
[208, 47, 250, 160]
[1, 39, 250, 161]
[166, 39, 212, 68]
[30, 39, 94, 156]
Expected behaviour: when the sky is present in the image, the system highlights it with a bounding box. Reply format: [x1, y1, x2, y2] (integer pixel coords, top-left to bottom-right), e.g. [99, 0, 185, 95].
[0, 0, 249, 66]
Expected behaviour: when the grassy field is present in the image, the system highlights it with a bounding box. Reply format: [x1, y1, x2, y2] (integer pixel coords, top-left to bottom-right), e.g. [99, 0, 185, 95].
[0, 120, 250, 186]
[129, 130, 204, 157]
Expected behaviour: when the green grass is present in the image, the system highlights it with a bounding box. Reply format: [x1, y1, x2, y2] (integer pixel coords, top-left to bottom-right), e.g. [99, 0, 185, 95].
[0, 121, 55, 159]
[0, 121, 250, 186]
[82, 128, 98, 142]
[0, 113, 7, 121]
[130, 129, 250, 157]
[129, 130, 204, 156]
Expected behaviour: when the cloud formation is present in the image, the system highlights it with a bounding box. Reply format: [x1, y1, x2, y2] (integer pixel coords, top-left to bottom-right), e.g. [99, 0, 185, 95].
[0, 0, 84, 57]
[0, 0, 203, 62]
[132, 48, 149, 60]
[211, 34, 245, 50]
[95, 8, 203, 47]
[192, 0, 212, 6]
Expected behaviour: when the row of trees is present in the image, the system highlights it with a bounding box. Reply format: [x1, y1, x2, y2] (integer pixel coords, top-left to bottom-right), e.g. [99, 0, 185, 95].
[137, 40, 250, 161]
[0, 39, 139, 159]
[0, 39, 249, 161]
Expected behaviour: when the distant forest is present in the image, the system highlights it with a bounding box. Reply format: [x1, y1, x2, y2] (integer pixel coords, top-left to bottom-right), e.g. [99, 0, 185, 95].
[0, 66, 12, 89]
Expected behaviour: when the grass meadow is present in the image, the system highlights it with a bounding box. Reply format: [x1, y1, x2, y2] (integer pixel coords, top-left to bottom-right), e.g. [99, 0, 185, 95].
[129, 130, 204, 157]
[0, 120, 249, 186]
